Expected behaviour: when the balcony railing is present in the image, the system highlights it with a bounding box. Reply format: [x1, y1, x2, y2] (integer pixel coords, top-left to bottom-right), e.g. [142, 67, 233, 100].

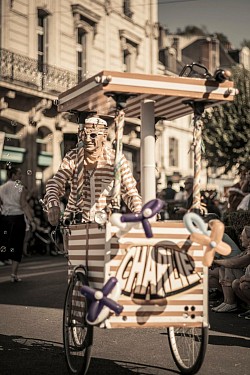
[0, 48, 77, 94]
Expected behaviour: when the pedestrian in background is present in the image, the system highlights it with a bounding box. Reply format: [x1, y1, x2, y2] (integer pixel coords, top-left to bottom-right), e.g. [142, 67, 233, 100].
[0, 165, 35, 282]
[174, 186, 185, 201]
[227, 166, 249, 212]
[174, 176, 194, 216]
[160, 180, 176, 202]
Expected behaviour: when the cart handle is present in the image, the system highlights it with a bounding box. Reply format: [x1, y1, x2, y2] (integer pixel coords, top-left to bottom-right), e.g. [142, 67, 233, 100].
[81, 277, 123, 325]
[110, 199, 164, 238]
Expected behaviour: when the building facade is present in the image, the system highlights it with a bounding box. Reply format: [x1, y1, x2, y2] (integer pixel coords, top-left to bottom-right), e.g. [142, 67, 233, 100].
[158, 29, 250, 193]
[0, 0, 162, 195]
[1, 1, 248, 199]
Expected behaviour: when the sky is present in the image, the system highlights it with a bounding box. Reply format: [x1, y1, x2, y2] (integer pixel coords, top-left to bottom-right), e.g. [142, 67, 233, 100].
[158, 0, 250, 49]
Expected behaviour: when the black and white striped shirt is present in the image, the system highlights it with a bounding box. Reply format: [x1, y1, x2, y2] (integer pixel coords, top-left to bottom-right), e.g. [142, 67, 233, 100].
[44, 145, 142, 222]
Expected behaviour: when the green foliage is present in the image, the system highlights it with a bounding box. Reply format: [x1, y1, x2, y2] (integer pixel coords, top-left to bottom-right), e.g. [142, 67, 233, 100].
[176, 25, 207, 36]
[223, 211, 250, 249]
[202, 65, 250, 174]
[214, 32, 230, 47]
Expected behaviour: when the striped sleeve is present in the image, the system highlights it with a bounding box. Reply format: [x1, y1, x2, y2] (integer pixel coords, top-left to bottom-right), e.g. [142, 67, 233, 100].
[44, 150, 76, 210]
[120, 154, 142, 213]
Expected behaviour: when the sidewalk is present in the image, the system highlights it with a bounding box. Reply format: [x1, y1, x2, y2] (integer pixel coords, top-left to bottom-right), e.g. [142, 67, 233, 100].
[0, 253, 67, 283]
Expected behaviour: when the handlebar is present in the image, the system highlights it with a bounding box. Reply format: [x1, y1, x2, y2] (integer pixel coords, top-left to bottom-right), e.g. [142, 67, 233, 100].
[41, 198, 164, 237]
[179, 62, 231, 83]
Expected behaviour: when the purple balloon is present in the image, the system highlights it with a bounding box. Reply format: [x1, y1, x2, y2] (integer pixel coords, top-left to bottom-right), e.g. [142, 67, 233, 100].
[81, 277, 124, 323]
[120, 199, 164, 238]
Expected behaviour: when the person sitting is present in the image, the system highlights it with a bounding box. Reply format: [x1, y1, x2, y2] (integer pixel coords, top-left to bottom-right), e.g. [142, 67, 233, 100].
[43, 115, 142, 227]
[232, 264, 250, 319]
[209, 231, 242, 302]
[211, 225, 250, 313]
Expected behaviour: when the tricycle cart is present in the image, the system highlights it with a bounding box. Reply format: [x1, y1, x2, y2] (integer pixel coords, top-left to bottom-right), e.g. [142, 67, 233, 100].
[57, 67, 237, 374]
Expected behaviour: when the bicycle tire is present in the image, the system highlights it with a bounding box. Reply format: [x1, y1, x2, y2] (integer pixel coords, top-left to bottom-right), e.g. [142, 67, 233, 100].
[63, 270, 93, 375]
[168, 325, 208, 374]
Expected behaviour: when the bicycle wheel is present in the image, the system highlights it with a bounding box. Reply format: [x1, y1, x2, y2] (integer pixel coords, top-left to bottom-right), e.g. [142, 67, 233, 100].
[63, 270, 93, 375]
[168, 326, 208, 374]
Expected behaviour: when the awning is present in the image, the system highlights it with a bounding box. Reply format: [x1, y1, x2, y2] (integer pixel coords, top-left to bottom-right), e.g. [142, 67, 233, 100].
[57, 70, 237, 120]
[0, 145, 26, 163]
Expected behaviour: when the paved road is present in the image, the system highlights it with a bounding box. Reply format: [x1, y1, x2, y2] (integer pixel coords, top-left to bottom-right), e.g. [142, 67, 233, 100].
[0, 255, 249, 375]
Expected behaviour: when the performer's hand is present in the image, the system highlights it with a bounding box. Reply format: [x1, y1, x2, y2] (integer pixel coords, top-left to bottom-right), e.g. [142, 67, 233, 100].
[48, 206, 61, 226]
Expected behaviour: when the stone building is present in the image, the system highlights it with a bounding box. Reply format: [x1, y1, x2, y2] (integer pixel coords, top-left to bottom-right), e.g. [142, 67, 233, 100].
[158, 29, 250, 193]
[0, 0, 161, 195]
[1, 1, 248, 199]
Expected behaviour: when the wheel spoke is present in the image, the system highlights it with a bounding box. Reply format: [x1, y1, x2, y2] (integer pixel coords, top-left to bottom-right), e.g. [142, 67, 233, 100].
[168, 326, 208, 374]
[63, 271, 93, 374]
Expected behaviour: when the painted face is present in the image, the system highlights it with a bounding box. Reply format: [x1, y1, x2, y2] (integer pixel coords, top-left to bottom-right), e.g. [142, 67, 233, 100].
[79, 125, 107, 152]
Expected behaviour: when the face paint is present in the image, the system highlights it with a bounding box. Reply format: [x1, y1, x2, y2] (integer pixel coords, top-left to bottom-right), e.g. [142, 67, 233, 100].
[79, 128, 106, 152]
[77, 117, 108, 152]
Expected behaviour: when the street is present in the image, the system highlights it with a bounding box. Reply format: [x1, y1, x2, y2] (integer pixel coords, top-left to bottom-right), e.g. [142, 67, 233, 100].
[0, 255, 249, 375]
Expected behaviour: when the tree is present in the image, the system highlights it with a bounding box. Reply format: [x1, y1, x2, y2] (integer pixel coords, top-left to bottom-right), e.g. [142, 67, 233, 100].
[214, 32, 230, 47]
[202, 64, 250, 175]
[176, 25, 207, 36]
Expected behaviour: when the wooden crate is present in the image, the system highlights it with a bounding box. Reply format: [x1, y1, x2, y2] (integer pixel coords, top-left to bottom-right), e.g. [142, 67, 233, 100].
[68, 221, 208, 328]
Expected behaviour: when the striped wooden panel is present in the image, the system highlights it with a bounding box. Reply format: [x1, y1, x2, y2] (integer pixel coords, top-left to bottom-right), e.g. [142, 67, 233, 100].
[58, 70, 237, 120]
[68, 223, 107, 289]
[106, 222, 206, 328]
[68, 221, 208, 329]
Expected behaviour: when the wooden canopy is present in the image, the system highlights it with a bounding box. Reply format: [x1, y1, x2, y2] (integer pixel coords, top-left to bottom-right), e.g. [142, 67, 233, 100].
[58, 70, 237, 121]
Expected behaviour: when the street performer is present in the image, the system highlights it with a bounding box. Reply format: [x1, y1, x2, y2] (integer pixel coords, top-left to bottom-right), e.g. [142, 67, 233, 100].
[44, 116, 142, 226]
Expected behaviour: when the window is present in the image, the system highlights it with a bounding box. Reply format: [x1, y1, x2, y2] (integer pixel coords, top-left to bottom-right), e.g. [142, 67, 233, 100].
[71, 4, 101, 82]
[37, 9, 49, 72]
[77, 29, 87, 82]
[119, 30, 141, 72]
[36, 126, 53, 168]
[123, 0, 133, 18]
[169, 137, 178, 167]
[123, 47, 135, 72]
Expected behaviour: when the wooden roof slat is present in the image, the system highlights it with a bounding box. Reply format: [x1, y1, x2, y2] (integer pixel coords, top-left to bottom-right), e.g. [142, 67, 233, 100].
[58, 70, 237, 121]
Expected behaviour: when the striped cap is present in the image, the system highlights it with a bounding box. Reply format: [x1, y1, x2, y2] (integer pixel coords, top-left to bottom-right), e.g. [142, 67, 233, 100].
[85, 117, 107, 127]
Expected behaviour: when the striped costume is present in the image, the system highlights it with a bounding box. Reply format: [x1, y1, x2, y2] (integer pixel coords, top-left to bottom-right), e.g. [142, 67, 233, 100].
[44, 145, 142, 222]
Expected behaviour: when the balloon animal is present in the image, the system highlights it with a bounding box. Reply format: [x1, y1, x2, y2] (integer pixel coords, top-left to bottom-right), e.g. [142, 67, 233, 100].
[183, 212, 231, 267]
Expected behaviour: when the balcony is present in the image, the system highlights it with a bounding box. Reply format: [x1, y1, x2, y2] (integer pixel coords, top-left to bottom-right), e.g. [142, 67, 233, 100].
[0, 48, 77, 95]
